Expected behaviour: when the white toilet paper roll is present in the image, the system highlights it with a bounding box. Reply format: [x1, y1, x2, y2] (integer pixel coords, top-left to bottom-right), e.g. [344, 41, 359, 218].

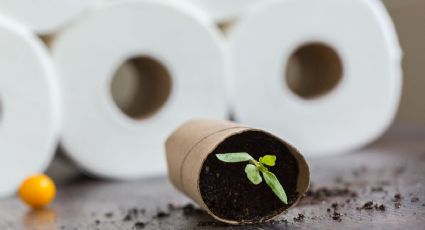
[52, 0, 228, 179]
[0, 16, 60, 197]
[179, 0, 261, 23]
[229, 0, 402, 156]
[0, 0, 98, 34]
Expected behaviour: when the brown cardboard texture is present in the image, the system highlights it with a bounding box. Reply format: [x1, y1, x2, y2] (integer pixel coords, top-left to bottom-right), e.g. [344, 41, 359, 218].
[165, 119, 310, 224]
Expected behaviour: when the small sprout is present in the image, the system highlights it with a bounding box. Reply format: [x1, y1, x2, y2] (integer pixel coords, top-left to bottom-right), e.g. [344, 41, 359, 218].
[262, 171, 287, 204]
[245, 164, 262, 185]
[259, 155, 276, 166]
[216, 152, 253, 162]
[216, 152, 288, 204]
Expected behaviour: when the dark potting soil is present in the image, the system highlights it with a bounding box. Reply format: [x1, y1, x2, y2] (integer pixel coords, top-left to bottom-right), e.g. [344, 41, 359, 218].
[199, 130, 300, 223]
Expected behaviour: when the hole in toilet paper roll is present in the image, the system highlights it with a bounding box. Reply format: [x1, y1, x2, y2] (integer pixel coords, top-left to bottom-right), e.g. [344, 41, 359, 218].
[111, 56, 172, 120]
[285, 43, 343, 99]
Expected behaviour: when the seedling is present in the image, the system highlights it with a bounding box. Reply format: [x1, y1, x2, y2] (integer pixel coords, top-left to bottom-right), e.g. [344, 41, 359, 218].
[216, 152, 288, 204]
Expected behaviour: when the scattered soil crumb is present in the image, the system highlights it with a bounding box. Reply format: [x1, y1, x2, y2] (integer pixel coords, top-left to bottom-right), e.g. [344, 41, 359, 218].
[105, 212, 113, 218]
[94, 220, 100, 225]
[394, 193, 402, 201]
[130, 208, 139, 216]
[361, 201, 374, 210]
[393, 193, 402, 208]
[357, 201, 385, 211]
[394, 202, 401, 209]
[332, 212, 342, 222]
[155, 211, 170, 219]
[293, 213, 305, 222]
[134, 222, 145, 229]
[278, 219, 288, 224]
[123, 208, 139, 221]
[122, 214, 132, 222]
[411, 197, 419, 203]
[376, 204, 386, 211]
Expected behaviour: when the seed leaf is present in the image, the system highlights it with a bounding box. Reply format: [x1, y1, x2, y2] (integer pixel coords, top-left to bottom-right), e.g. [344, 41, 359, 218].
[216, 153, 253, 163]
[259, 155, 276, 166]
[245, 164, 262, 185]
[262, 171, 288, 204]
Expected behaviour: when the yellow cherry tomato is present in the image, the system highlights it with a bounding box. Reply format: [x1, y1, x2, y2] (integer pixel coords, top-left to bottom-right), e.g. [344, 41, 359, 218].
[19, 174, 56, 208]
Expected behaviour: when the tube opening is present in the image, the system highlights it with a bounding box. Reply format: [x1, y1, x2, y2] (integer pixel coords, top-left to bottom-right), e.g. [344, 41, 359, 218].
[200, 130, 300, 223]
[285, 43, 343, 99]
[111, 56, 172, 120]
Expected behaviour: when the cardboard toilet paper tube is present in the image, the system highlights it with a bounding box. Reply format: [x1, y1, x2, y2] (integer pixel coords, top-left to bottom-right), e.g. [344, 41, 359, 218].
[166, 119, 310, 224]
[229, 0, 402, 156]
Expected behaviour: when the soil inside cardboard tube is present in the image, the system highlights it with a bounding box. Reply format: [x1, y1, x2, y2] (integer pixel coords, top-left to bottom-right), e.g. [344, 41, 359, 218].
[199, 130, 300, 223]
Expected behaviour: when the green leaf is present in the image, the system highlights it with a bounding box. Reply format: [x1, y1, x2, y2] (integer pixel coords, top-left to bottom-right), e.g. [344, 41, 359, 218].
[257, 163, 269, 173]
[259, 155, 276, 166]
[216, 153, 253, 163]
[245, 164, 262, 185]
[262, 171, 288, 204]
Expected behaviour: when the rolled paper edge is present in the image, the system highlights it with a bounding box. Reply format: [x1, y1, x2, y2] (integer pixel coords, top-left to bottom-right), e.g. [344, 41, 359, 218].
[165, 119, 246, 192]
[165, 119, 310, 224]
